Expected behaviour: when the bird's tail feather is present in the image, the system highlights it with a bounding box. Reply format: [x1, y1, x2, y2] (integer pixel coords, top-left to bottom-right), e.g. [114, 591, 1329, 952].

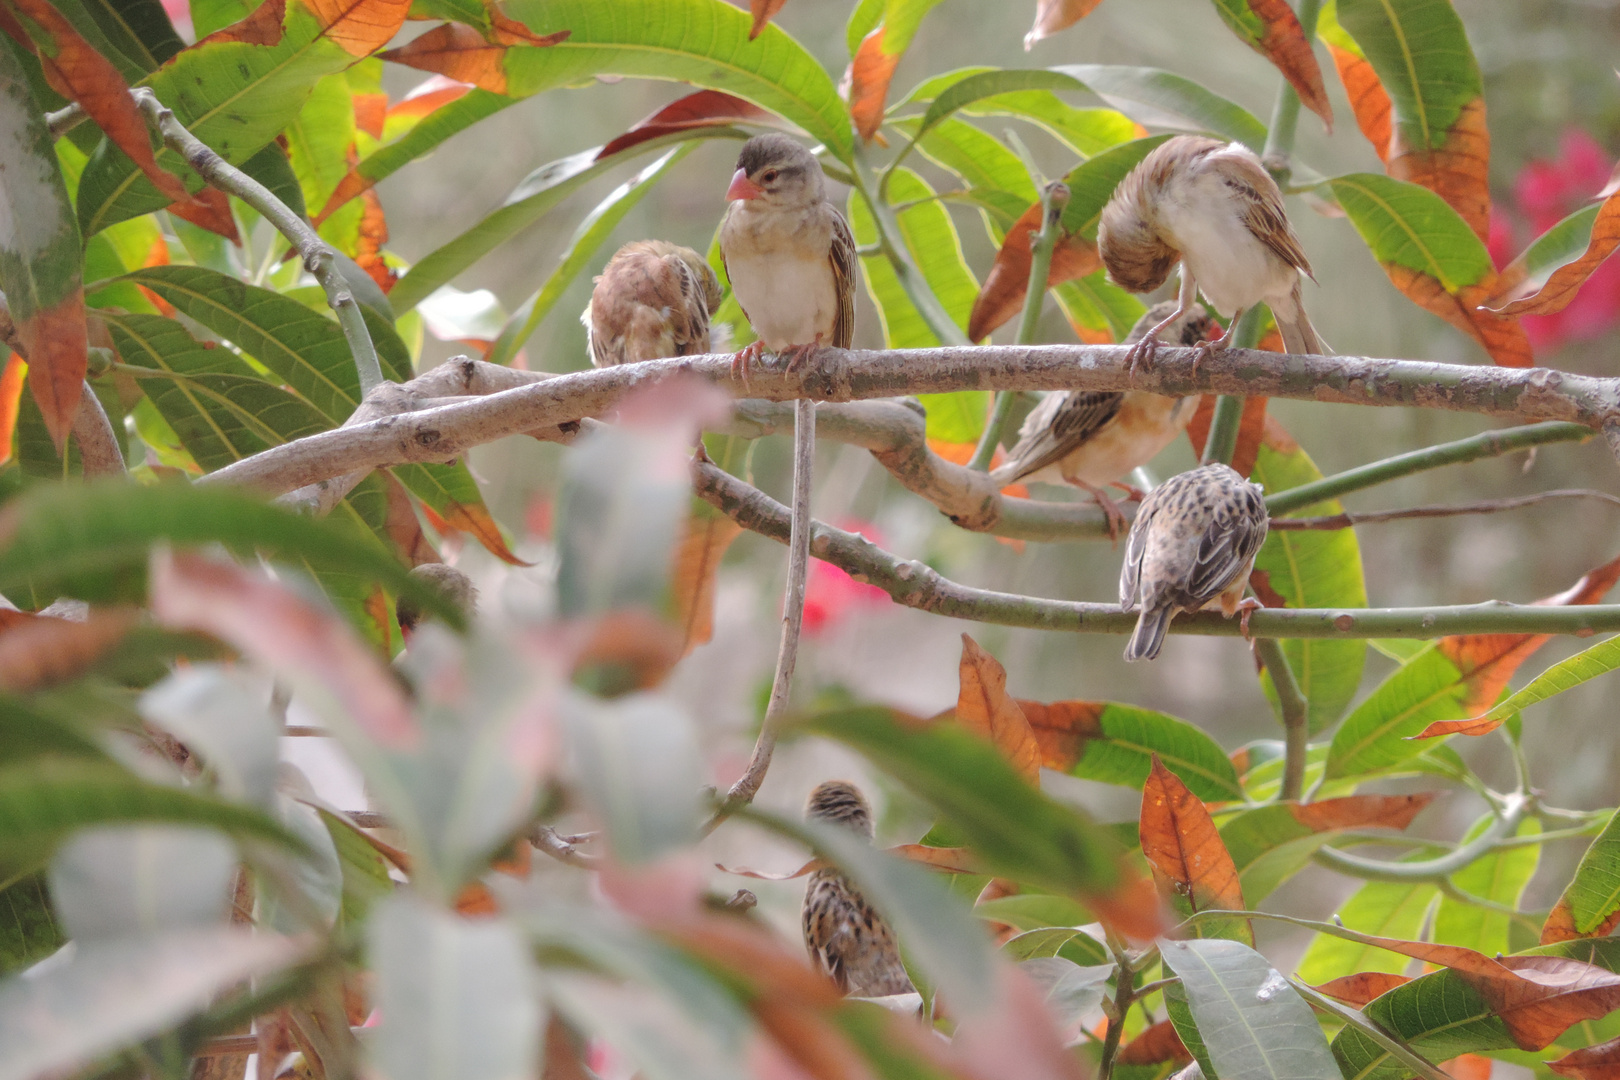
[1278, 282, 1328, 355]
[1125, 605, 1174, 662]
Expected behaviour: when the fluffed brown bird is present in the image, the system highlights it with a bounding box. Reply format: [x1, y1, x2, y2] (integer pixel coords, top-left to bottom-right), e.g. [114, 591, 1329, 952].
[582, 240, 724, 367]
[991, 300, 1220, 538]
[1119, 463, 1269, 662]
[801, 780, 913, 998]
[718, 133, 856, 377]
[1098, 135, 1323, 370]
[395, 562, 478, 641]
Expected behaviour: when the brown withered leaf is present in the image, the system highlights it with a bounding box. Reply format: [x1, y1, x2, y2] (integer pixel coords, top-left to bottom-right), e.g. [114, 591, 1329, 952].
[1014, 698, 1102, 773]
[1385, 266, 1533, 368]
[0, 607, 138, 692]
[19, 293, 88, 452]
[1549, 1034, 1620, 1078]
[195, 0, 286, 47]
[847, 27, 899, 143]
[748, 0, 789, 39]
[956, 634, 1041, 783]
[1312, 971, 1412, 1007]
[1288, 793, 1437, 833]
[166, 186, 239, 242]
[1024, 0, 1107, 49]
[1327, 43, 1392, 162]
[380, 474, 437, 567]
[1412, 553, 1620, 739]
[1244, 0, 1333, 131]
[1185, 394, 1270, 478]
[1139, 755, 1251, 943]
[355, 186, 396, 293]
[1389, 97, 1491, 244]
[418, 496, 532, 566]
[352, 91, 387, 139]
[1116, 1019, 1191, 1066]
[1541, 900, 1620, 947]
[1489, 189, 1620, 318]
[305, 0, 413, 56]
[671, 512, 742, 657]
[380, 19, 567, 94]
[599, 89, 776, 160]
[968, 200, 1099, 341]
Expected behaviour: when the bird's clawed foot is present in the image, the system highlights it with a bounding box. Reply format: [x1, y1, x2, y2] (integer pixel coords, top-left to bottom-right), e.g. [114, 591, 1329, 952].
[1232, 596, 1264, 641]
[1124, 335, 1159, 382]
[1192, 308, 1242, 379]
[1078, 481, 1128, 544]
[780, 332, 826, 373]
[731, 341, 768, 385]
[1107, 481, 1147, 502]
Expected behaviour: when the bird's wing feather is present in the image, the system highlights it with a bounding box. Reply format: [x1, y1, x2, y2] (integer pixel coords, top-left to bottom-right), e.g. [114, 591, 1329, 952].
[1186, 484, 1269, 602]
[664, 252, 713, 356]
[828, 206, 858, 350]
[717, 203, 754, 335]
[1213, 152, 1314, 279]
[1120, 496, 1156, 606]
[1002, 391, 1126, 482]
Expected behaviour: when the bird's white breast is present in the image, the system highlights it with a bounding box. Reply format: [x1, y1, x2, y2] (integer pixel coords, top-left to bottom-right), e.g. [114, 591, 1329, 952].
[723, 204, 838, 352]
[1156, 165, 1297, 318]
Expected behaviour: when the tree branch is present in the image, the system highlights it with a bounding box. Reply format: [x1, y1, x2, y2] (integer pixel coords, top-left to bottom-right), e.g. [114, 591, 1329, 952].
[692, 458, 1620, 638]
[1254, 638, 1309, 801]
[131, 88, 386, 398]
[1268, 488, 1620, 530]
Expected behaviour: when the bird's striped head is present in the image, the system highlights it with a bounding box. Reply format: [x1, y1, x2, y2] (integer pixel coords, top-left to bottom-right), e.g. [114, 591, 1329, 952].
[805, 780, 874, 838]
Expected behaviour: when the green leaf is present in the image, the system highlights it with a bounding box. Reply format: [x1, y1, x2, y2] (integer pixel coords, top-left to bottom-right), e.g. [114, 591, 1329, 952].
[794, 707, 1133, 902]
[1053, 64, 1269, 151]
[1250, 431, 1368, 734]
[846, 0, 885, 56]
[981, 893, 1092, 932]
[318, 809, 394, 927]
[76, 1, 371, 236]
[286, 72, 361, 255]
[1326, 644, 1481, 779]
[1334, 0, 1481, 154]
[0, 873, 62, 976]
[1433, 816, 1540, 955]
[1053, 273, 1146, 342]
[1217, 801, 1432, 907]
[897, 68, 1141, 161]
[1058, 135, 1172, 239]
[1327, 173, 1492, 292]
[1478, 633, 1620, 726]
[1498, 202, 1604, 301]
[1060, 703, 1242, 801]
[564, 692, 701, 865]
[1549, 807, 1620, 935]
[74, 0, 185, 72]
[488, 143, 697, 367]
[503, 0, 852, 159]
[1160, 938, 1341, 1080]
[390, 127, 746, 314]
[1296, 867, 1438, 985]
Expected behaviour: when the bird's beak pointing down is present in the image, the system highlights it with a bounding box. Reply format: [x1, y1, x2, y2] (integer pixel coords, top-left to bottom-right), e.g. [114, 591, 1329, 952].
[726, 168, 765, 201]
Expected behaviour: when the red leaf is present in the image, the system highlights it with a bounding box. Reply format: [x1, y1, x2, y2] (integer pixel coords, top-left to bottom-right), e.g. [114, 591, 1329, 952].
[748, 0, 788, 40]
[847, 27, 899, 143]
[1312, 971, 1412, 1007]
[387, 77, 472, 122]
[1014, 698, 1103, 773]
[1243, 0, 1333, 130]
[1383, 265, 1534, 368]
[1116, 1019, 1191, 1066]
[1550, 1033, 1620, 1078]
[0, 352, 25, 467]
[380, 18, 567, 94]
[1489, 190, 1620, 317]
[599, 89, 776, 160]
[968, 200, 1100, 340]
[352, 91, 387, 138]
[1023, 0, 1107, 49]
[166, 186, 240, 243]
[417, 497, 530, 567]
[1139, 756, 1250, 941]
[305, 0, 413, 57]
[19, 290, 88, 452]
[955, 634, 1040, 784]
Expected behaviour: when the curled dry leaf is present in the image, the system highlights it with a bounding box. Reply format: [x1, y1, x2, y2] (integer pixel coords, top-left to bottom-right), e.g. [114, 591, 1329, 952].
[1024, 0, 1107, 49]
[955, 634, 1041, 784]
[1116, 1019, 1192, 1066]
[1411, 552, 1620, 739]
[968, 200, 1100, 341]
[379, 19, 568, 95]
[1140, 757, 1249, 942]
[1549, 1034, 1620, 1079]
[1488, 186, 1620, 318]
[1311, 971, 1412, 1007]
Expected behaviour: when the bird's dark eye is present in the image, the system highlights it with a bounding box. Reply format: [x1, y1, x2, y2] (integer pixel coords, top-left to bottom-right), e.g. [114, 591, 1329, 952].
[761, 169, 779, 183]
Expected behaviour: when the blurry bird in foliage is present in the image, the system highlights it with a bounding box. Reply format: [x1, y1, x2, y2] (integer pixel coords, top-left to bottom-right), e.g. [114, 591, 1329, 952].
[396, 562, 478, 642]
[1119, 463, 1268, 662]
[801, 780, 913, 997]
[582, 240, 725, 367]
[1098, 135, 1323, 371]
[991, 300, 1220, 539]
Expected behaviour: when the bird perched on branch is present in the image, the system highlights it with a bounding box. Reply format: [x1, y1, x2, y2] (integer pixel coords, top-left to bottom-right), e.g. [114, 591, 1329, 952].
[1098, 135, 1322, 371]
[718, 133, 856, 378]
[395, 562, 478, 642]
[582, 240, 725, 367]
[801, 780, 914, 998]
[991, 300, 1220, 539]
[1119, 463, 1269, 662]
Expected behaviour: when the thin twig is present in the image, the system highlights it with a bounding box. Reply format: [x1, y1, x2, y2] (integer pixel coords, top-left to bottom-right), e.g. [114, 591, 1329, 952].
[529, 824, 602, 869]
[44, 101, 84, 139]
[1254, 638, 1309, 801]
[1313, 793, 1528, 882]
[712, 397, 816, 824]
[130, 88, 385, 398]
[1202, 308, 1264, 466]
[1096, 935, 1137, 1080]
[1269, 488, 1620, 530]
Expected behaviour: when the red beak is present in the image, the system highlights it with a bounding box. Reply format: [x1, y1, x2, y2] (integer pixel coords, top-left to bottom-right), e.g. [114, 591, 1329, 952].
[726, 168, 764, 201]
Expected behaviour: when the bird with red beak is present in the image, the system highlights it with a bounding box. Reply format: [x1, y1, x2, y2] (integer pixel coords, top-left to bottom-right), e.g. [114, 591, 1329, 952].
[717, 133, 855, 380]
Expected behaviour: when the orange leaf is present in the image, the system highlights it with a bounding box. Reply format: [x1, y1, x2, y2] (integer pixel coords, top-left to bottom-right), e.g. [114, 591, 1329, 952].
[955, 634, 1040, 784]
[1312, 971, 1412, 1007]
[19, 290, 88, 452]
[305, 0, 413, 56]
[1389, 97, 1491, 244]
[1184, 394, 1269, 478]
[7, 0, 195, 209]
[671, 512, 741, 657]
[0, 353, 25, 467]
[195, 0, 286, 47]
[1287, 793, 1436, 832]
[1385, 266, 1534, 368]
[1088, 867, 1169, 943]
[569, 610, 685, 692]
[379, 18, 566, 94]
[0, 607, 139, 692]
[968, 200, 1099, 341]
[847, 27, 899, 143]
[417, 497, 531, 566]
[166, 186, 240, 243]
[386, 77, 471, 122]
[1023, 0, 1107, 49]
[1445, 1054, 1494, 1080]
[1139, 755, 1249, 941]
[362, 586, 394, 657]
[599, 89, 777, 161]
[1549, 1034, 1620, 1078]
[1014, 698, 1102, 772]
[1540, 900, 1620, 947]
[380, 475, 437, 567]
[748, 0, 788, 40]
[355, 187, 396, 293]
[352, 91, 387, 138]
[1245, 0, 1333, 131]
[1327, 43, 1391, 162]
[1116, 1019, 1191, 1066]
[1490, 190, 1620, 317]
[1411, 553, 1620, 739]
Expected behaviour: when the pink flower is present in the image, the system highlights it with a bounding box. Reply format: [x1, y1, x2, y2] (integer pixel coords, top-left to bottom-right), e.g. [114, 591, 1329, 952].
[801, 519, 891, 636]
[160, 0, 192, 40]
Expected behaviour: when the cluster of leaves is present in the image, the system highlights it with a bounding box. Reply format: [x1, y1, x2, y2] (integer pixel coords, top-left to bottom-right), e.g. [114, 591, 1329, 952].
[6, 0, 1620, 1079]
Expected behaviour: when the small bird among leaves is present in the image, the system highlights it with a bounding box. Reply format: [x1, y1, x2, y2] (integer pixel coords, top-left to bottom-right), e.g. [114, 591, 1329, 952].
[718, 132, 856, 378]
[1098, 134, 1323, 371]
[992, 300, 1221, 538]
[582, 240, 725, 367]
[1119, 463, 1269, 662]
[395, 562, 478, 642]
[801, 780, 914, 998]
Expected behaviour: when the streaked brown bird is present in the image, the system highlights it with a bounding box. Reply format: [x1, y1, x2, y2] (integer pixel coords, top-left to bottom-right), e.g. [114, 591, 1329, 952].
[1119, 463, 1269, 662]
[582, 240, 724, 367]
[1098, 135, 1323, 371]
[991, 300, 1220, 538]
[801, 780, 913, 998]
[718, 133, 856, 378]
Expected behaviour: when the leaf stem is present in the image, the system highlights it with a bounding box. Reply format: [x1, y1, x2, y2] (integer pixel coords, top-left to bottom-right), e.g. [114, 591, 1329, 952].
[131, 88, 386, 400]
[1254, 638, 1309, 800]
[1096, 935, 1138, 1080]
[1200, 308, 1265, 465]
[969, 181, 1069, 472]
[1260, 0, 1324, 174]
[1313, 793, 1528, 881]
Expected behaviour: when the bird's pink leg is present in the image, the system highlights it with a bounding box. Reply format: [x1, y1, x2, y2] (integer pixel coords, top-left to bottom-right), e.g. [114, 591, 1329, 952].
[1127, 270, 1201, 379]
[731, 340, 767, 385]
[1074, 480, 1128, 544]
[780, 332, 826, 373]
[1192, 306, 1243, 379]
[1106, 481, 1146, 501]
[1231, 596, 1264, 641]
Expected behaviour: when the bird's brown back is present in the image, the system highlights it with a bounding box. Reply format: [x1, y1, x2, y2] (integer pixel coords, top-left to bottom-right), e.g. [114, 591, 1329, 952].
[587, 240, 720, 366]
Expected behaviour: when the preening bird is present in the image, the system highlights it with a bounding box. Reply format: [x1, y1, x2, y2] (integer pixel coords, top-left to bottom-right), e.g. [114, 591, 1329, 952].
[991, 300, 1220, 538]
[801, 780, 914, 998]
[1118, 463, 1269, 662]
[718, 133, 856, 378]
[581, 240, 724, 367]
[1098, 135, 1323, 370]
